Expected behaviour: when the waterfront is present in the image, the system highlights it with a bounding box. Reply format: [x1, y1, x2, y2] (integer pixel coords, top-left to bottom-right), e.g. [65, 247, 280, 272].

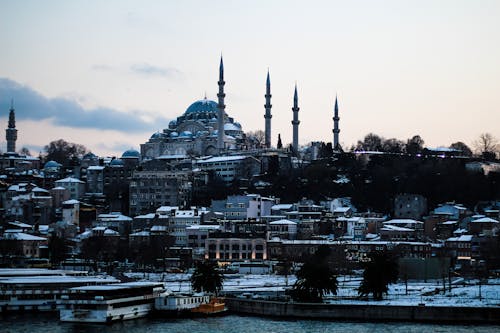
[2, 314, 499, 333]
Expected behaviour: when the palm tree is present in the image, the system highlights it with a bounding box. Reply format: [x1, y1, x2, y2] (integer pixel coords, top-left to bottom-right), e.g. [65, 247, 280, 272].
[190, 260, 224, 295]
[358, 251, 398, 300]
[290, 246, 338, 303]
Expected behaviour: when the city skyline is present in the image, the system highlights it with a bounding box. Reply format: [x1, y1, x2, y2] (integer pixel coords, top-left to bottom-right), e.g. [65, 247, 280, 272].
[0, 0, 499, 156]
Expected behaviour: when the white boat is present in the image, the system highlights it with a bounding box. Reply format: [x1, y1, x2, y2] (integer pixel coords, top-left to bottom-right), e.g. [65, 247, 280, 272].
[0, 271, 119, 313]
[154, 291, 227, 317]
[154, 291, 211, 315]
[59, 282, 165, 323]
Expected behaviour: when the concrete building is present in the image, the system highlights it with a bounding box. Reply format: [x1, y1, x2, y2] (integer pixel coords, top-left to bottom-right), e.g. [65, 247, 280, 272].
[54, 177, 86, 200]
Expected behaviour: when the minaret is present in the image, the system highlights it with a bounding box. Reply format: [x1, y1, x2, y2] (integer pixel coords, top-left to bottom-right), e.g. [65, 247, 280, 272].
[217, 56, 226, 152]
[6, 99, 17, 153]
[332, 95, 340, 150]
[291, 84, 300, 154]
[264, 70, 272, 148]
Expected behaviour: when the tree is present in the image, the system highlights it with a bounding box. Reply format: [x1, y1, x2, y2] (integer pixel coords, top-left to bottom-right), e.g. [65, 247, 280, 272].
[405, 135, 425, 155]
[190, 260, 224, 295]
[382, 138, 405, 154]
[474, 133, 498, 160]
[44, 139, 88, 164]
[48, 233, 67, 265]
[356, 133, 384, 151]
[246, 130, 265, 149]
[290, 246, 338, 303]
[277, 134, 283, 149]
[19, 147, 31, 156]
[449, 141, 473, 157]
[358, 251, 398, 300]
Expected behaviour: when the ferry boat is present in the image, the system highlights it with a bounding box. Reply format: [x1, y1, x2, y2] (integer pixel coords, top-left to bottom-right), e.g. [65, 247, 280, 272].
[0, 269, 119, 313]
[154, 291, 211, 316]
[59, 282, 165, 323]
[154, 291, 227, 316]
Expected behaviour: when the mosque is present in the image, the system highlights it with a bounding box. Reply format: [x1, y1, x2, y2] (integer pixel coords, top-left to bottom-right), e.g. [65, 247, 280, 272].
[140, 56, 342, 160]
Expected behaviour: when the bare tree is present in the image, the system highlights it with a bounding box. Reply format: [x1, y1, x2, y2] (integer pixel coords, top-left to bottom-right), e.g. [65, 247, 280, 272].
[474, 133, 498, 158]
[246, 130, 265, 149]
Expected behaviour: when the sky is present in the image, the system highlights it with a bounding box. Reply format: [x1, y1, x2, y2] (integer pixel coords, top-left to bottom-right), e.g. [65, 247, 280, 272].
[0, 0, 499, 157]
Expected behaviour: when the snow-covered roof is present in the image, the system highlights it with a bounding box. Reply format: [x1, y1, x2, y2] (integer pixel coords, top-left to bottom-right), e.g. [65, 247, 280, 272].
[333, 207, 351, 213]
[269, 219, 297, 225]
[384, 219, 423, 225]
[8, 221, 32, 228]
[63, 199, 80, 205]
[134, 213, 156, 219]
[104, 229, 119, 236]
[87, 166, 105, 170]
[446, 235, 473, 242]
[381, 225, 414, 232]
[3, 232, 46, 241]
[130, 231, 150, 237]
[55, 177, 85, 184]
[196, 155, 247, 163]
[272, 204, 293, 210]
[472, 217, 499, 223]
[186, 225, 221, 230]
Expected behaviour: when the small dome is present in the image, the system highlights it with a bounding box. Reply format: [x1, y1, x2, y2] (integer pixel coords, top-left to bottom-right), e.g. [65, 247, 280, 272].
[185, 99, 219, 115]
[179, 131, 193, 138]
[44, 160, 61, 169]
[170, 132, 179, 137]
[122, 149, 140, 158]
[150, 132, 163, 140]
[110, 159, 124, 167]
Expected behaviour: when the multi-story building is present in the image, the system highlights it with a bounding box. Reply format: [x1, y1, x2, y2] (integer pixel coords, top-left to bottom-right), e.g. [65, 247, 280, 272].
[54, 177, 86, 200]
[129, 170, 191, 216]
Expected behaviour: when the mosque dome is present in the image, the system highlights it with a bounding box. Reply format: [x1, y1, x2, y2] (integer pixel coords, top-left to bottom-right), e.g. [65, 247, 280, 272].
[122, 149, 140, 159]
[44, 160, 61, 169]
[150, 132, 163, 140]
[184, 99, 218, 116]
[110, 158, 124, 167]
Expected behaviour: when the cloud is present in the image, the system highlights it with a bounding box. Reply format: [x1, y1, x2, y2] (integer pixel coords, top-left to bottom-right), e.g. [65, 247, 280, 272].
[0, 78, 168, 133]
[130, 63, 183, 79]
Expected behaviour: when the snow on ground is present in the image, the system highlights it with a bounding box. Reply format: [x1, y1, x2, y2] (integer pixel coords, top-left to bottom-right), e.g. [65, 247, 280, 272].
[124, 272, 500, 307]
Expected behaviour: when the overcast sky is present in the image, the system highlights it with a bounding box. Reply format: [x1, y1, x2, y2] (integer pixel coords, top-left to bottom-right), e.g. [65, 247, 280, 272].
[0, 0, 499, 156]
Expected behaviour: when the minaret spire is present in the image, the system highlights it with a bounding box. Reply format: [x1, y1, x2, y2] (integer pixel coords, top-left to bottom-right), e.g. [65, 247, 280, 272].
[6, 99, 18, 153]
[217, 55, 226, 153]
[333, 94, 340, 150]
[291, 83, 300, 155]
[264, 69, 272, 148]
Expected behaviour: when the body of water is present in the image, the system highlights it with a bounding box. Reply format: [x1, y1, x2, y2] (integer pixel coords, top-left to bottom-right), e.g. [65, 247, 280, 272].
[2, 314, 499, 333]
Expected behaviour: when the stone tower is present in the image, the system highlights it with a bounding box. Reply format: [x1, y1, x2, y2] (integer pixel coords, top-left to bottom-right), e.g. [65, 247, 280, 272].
[6, 100, 17, 153]
[264, 70, 272, 148]
[217, 56, 226, 152]
[291, 84, 300, 154]
[333, 96, 340, 150]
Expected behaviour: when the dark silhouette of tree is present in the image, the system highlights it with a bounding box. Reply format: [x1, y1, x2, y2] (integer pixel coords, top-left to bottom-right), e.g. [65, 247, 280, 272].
[356, 133, 383, 151]
[405, 135, 425, 155]
[382, 138, 405, 153]
[358, 251, 398, 300]
[449, 141, 473, 157]
[19, 147, 31, 156]
[474, 133, 498, 160]
[48, 233, 67, 265]
[290, 246, 338, 303]
[190, 260, 224, 295]
[277, 134, 283, 149]
[246, 130, 265, 149]
[44, 139, 88, 165]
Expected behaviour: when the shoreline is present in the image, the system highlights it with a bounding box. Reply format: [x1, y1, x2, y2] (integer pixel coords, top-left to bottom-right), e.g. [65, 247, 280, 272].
[226, 298, 500, 324]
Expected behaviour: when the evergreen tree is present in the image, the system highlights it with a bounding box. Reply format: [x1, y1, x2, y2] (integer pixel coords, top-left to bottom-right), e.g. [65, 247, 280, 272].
[358, 251, 399, 300]
[290, 246, 338, 303]
[277, 134, 283, 149]
[190, 260, 224, 295]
